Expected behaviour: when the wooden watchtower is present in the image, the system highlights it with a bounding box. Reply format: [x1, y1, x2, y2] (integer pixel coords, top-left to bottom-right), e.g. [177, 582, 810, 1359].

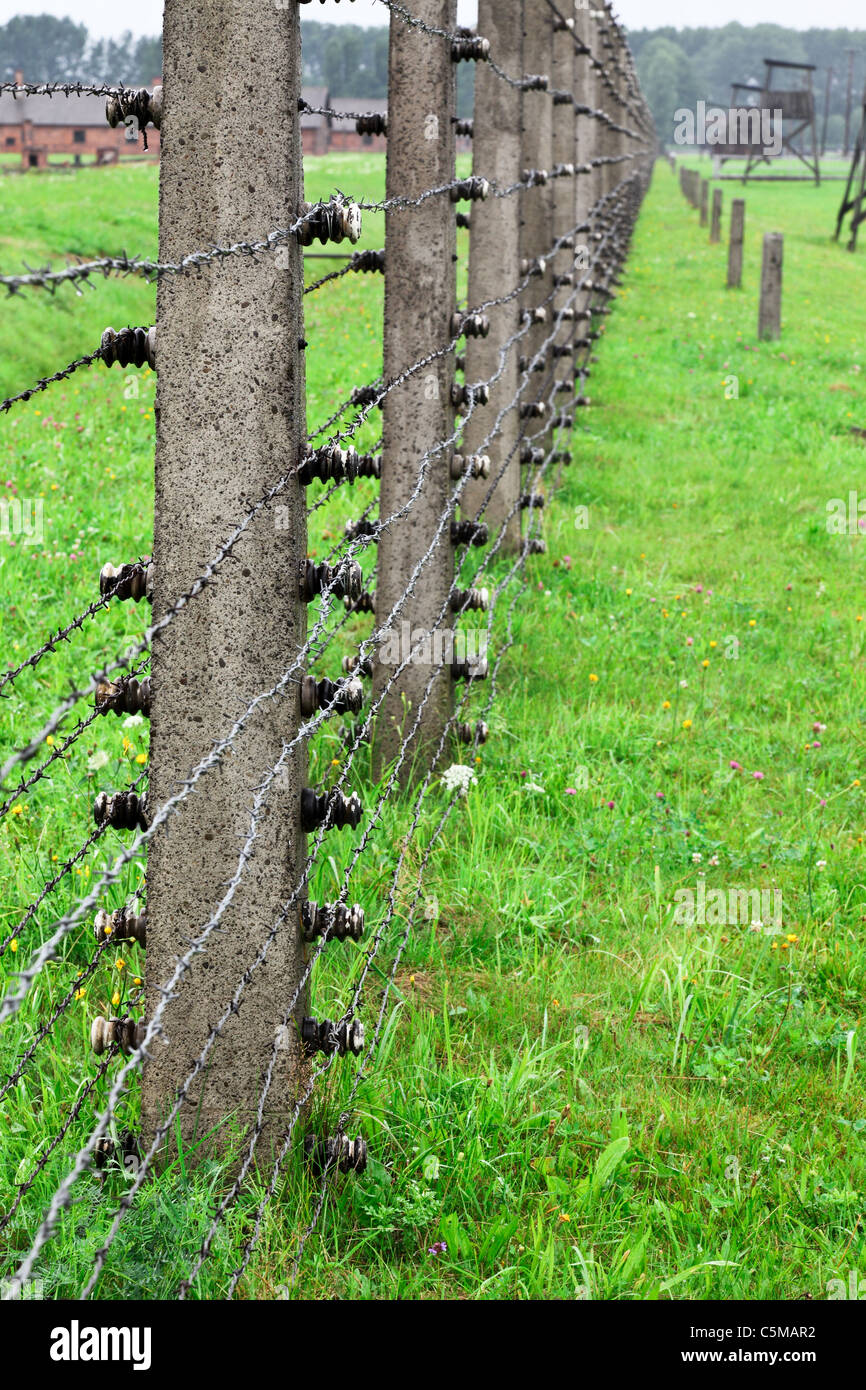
[835, 95, 866, 250]
[744, 58, 821, 185]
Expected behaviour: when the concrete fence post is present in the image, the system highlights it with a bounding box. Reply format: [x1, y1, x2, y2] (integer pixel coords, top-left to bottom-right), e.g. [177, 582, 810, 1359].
[372, 0, 458, 781]
[144, 0, 308, 1156]
[551, 3, 577, 452]
[573, 1, 598, 408]
[710, 187, 722, 243]
[519, 0, 555, 459]
[727, 198, 745, 288]
[461, 0, 523, 550]
[759, 232, 783, 340]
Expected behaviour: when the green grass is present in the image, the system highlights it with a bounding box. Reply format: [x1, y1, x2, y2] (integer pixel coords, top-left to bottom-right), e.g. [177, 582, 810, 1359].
[2, 152, 866, 1301]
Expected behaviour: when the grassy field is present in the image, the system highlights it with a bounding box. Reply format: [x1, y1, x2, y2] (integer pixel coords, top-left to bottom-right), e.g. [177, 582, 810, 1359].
[1, 150, 866, 1301]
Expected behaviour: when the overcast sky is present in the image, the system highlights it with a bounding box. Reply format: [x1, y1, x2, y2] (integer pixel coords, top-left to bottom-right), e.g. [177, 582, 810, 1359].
[1, 0, 865, 42]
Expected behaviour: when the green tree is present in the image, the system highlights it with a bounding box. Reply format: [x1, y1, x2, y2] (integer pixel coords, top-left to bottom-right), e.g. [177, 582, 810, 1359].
[638, 37, 700, 143]
[0, 13, 88, 80]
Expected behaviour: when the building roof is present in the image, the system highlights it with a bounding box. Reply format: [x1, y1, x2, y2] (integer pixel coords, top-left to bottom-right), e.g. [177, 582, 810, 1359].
[0, 90, 109, 127]
[0, 83, 381, 132]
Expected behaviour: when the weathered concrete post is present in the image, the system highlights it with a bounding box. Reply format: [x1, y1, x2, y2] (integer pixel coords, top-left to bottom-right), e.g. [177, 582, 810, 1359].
[727, 198, 745, 288]
[519, 0, 555, 451]
[372, 0, 457, 781]
[551, 4, 577, 445]
[710, 187, 722, 243]
[574, 2, 596, 240]
[144, 0, 308, 1157]
[461, 0, 523, 550]
[573, 3, 599, 407]
[759, 232, 783, 339]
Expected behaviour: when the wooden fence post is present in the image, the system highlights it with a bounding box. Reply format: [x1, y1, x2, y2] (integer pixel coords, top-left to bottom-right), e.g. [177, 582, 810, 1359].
[710, 187, 722, 243]
[461, 0, 523, 550]
[143, 0, 308, 1156]
[727, 198, 745, 287]
[759, 232, 783, 340]
[372, 0, 458, 780]
[699, 177, 709, 226]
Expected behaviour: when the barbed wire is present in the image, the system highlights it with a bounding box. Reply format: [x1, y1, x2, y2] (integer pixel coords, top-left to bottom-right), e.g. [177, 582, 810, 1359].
[85, 249, 617, 1295]
[0, 177, 631, 1024]
[4, 238, 601, 1296]
[0, 2, 651, 1295]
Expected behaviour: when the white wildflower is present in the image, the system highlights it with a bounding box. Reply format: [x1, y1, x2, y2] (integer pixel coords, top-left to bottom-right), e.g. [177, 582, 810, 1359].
[441, 763, 476, 797]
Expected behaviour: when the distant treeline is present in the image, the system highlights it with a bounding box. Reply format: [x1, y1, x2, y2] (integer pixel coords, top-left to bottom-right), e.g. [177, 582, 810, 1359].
[0, 15, 476, 115]
[3, 15, 864, 143]
[0, 15, 161, 85]
[629, 24, 866, 144]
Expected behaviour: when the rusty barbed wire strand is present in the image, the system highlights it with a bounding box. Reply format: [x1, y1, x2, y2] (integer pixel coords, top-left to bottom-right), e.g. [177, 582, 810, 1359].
[0, 185, 630, 1021]
[141, 268, 606, 1297]
[0, 94, 649, 1292]
[0, 656, 151, 816]
[14, 250, 596, 1299]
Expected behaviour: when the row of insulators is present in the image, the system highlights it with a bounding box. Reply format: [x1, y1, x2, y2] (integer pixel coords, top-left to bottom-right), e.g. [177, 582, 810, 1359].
[356, 113, 387, 137]
[94, 783, 364, 837]
[105, 87, 161, 133]
[351, 248, 385, 274]
[299, 446, 380, 485]
[100, 559, 152, 602]
[94, 1130, 141, 1172]
[451, 311, 489, 339]
[302, 899, 364, 943]
[91, 1015, 145, 1056]
[301, 787, 363, 833]
[298, 198, 362, 247]
[91, 1118, 367, 1182]
[300, 674, 364, 717]
[351, 385, 381, 410]
[91, 894, 363, 951]
[344, 518, 377, 542]
[304, 1134, 367, 1176]
[451, 520, 487, 548]
[451, 453, 490, 480]
[101, 325, 155, 371]
[342, 647, 488, 683]
[94, 901, 146, 945]
[343, 586, 489, 618]
[451, 382, 489, 409]
[456, 720, 489, 745]
[94, 790, 149, 832]
[300, 558, 364, 602]
[519, 404, 578, 426]
[301, 1016, 364, 1057]
[95, 675, 151, 718]
[450, 177, 489, 204]
[344, 590, 375, 614]
[451, 29, 490, 63]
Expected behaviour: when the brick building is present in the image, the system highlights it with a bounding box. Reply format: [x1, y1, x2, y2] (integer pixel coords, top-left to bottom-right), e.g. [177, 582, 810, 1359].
[300, 85, 330, 156]
[326, 97, 388, 153]
[0, 72, 161, 168]
[0, 77, 386, 168]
